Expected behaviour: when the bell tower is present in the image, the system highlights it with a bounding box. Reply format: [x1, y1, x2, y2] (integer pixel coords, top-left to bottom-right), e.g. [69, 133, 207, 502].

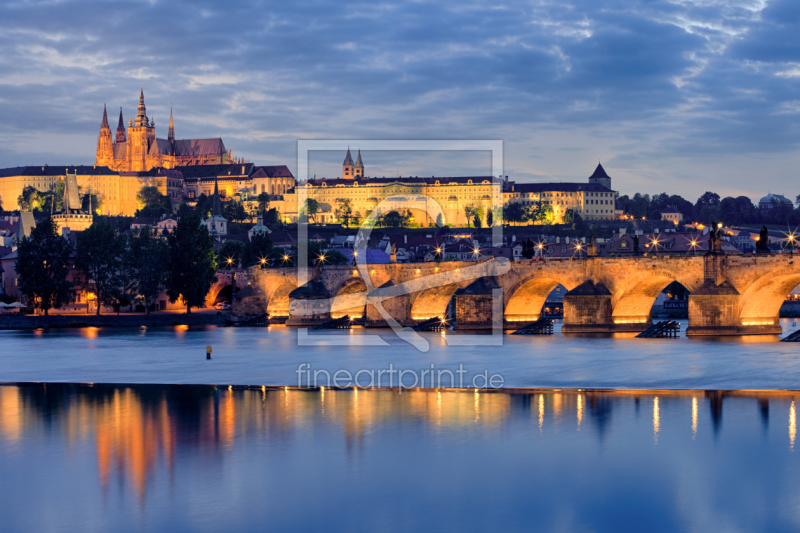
[342, 148, 354, 179]
[95, 104, 113, 167]
[126, 87, 156, 171]
[354, 149, 364, 178]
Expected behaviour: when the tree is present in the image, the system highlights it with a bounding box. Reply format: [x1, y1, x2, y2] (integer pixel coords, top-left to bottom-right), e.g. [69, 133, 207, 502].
[256, 192, 271, 215]
[218, 239, 245, 268]
[335, 198, 353, 227]
[223, 199, 247, 223]
[137, 186, 169, 216]
[486, 209, 493, 227]
[464, 204, 477, 227]
[194, 193, 213, 219]
[436, 213, 444, 227]
[504, 203, 525, 225]
[76, 222, 123, 315]
[81, 192, 103, 215]
[17, 186, 40, 211]
[694, 191, 721, 223]
[265, 207, 280, 224]
[125, 226, 169, 314]
[15, 218, 74, 316]
[383, 210, 405, 228]
[527, 201, 554, 225]
[473, 213, 482, 228]
[166, 214, 217, 314]
[243, 232, 273, 267]
[304, 198, 320, 223]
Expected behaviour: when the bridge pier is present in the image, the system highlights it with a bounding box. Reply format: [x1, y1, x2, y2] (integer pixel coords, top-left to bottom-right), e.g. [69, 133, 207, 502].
[686, 254, 781, 336]
[453, 278, 501, 330]
[686, 280, 780, 335]
[286, 280, 332, 326]
[562, 280, 650, 333]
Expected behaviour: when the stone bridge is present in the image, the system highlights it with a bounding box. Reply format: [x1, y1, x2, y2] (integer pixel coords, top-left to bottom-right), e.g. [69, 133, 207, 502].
[228, 253, 800, 336]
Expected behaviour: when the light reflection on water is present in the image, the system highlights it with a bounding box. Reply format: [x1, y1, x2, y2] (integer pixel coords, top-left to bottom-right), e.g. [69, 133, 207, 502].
[2, 384, 800, 532]
[3, 320, 800, 389]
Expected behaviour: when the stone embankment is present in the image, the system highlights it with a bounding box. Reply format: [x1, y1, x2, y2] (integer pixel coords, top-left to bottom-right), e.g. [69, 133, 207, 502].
[0, 313, 225, 329]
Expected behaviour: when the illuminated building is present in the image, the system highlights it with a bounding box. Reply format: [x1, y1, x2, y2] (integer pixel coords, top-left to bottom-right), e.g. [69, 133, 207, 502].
[95, 89, 230, 172]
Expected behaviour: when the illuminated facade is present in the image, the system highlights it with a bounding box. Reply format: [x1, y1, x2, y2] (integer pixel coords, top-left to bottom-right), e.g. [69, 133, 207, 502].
[95, 89, 230, 172]
[290, 154, 617, 225]
[0, 165, 146, 217]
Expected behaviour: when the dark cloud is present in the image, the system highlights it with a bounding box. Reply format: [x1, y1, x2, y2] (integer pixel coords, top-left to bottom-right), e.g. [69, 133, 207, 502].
[0, 0, 799, 199]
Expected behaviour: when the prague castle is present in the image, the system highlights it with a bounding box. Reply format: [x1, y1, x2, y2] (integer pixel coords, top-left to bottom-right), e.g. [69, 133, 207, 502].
[0, 89, 618, 225]
[297, 149, 617, 225]
[95, 88, 230, 172]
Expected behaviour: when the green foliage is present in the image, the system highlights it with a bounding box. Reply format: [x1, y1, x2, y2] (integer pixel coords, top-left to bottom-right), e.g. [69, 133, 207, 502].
[218, 239, 245, 268]
[15, 218, 74, 315]
[303, 198, 320, 223]
[486, 209, 493, 227]
[464, 204, 484, 227]
[436, 213, 444, 227]
[243, 232, 273, 267]
[318, 249, 349, 266]
[296, 241, 349, 266]
[76, 222, 123, 315]
[193, 194, 213, 219]
[124, 226, 169, 314]
[166, 214, 217, 313]
[265, 207, 280, 224]
[526, 201, 554, 225]
[335, 198, 353, 227]
[81, 192, 103, 216]
[137, 186, 170, 217]
[383, 210, 405, 228]
[256, 192, 271, 214]
[503, 203, 525, 224]
[223, 199, 247, 223]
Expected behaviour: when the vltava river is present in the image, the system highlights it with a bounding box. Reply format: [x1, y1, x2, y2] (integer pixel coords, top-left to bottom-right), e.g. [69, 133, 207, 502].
[1, 384, 799, 532]
[1, 320, 800, 389]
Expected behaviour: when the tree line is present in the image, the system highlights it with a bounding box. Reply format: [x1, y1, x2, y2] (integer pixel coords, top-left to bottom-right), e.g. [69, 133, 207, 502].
[15, 215, 225, 316]
[616, 191, 800, 226]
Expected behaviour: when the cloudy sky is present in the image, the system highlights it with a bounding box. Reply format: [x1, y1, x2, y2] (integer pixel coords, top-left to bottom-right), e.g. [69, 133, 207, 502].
[1, 0, 799, 201]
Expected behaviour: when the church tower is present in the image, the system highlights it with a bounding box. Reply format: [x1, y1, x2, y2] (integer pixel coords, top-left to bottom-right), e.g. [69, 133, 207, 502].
[342, 148, 355, 179]
[95, 104, 114, 167]
[168, 106, 175, 145]
[588, 162, 612, 190]
[354, 150, 364, 178]
[126, 88, 157, 172]
[115, 107, 127, 143]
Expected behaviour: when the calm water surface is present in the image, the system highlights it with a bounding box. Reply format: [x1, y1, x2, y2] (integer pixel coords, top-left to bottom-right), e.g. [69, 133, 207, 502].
[1, 383, 800, 532]
[1, 320, 800, 389]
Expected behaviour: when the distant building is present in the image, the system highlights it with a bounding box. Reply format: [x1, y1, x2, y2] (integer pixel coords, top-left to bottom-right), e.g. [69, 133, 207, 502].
[759, 193, 793, 211]
[660, 205, 684, 225]
[95, 89, 231, 172]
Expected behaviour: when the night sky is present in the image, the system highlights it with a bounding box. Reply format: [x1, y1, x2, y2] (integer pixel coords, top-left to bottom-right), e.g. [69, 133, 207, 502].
[1, 0, 799, 201]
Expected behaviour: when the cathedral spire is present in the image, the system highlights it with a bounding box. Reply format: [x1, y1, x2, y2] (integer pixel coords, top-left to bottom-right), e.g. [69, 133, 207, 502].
[115, 107, 127, 143]
[168, 106, 175, 143]
[101, 104, 109, 129]
[136, 86, 148, 127]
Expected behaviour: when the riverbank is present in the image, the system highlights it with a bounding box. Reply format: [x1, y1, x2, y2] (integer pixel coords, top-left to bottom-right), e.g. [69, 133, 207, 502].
[0, 312, 224, 329]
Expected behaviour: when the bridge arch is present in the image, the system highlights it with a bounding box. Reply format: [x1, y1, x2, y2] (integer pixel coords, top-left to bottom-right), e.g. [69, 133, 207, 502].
[410, 283, 463, 321]
[330, 278, 369, 319]
[504, 272, 576, 323]
[266, 282, 296, 318]
[609, 269, 696, 323]
[738, 267, 800, 323]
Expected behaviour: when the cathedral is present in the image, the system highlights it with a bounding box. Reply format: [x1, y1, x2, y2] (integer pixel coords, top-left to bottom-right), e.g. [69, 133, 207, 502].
[95, 88, 231, 172]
